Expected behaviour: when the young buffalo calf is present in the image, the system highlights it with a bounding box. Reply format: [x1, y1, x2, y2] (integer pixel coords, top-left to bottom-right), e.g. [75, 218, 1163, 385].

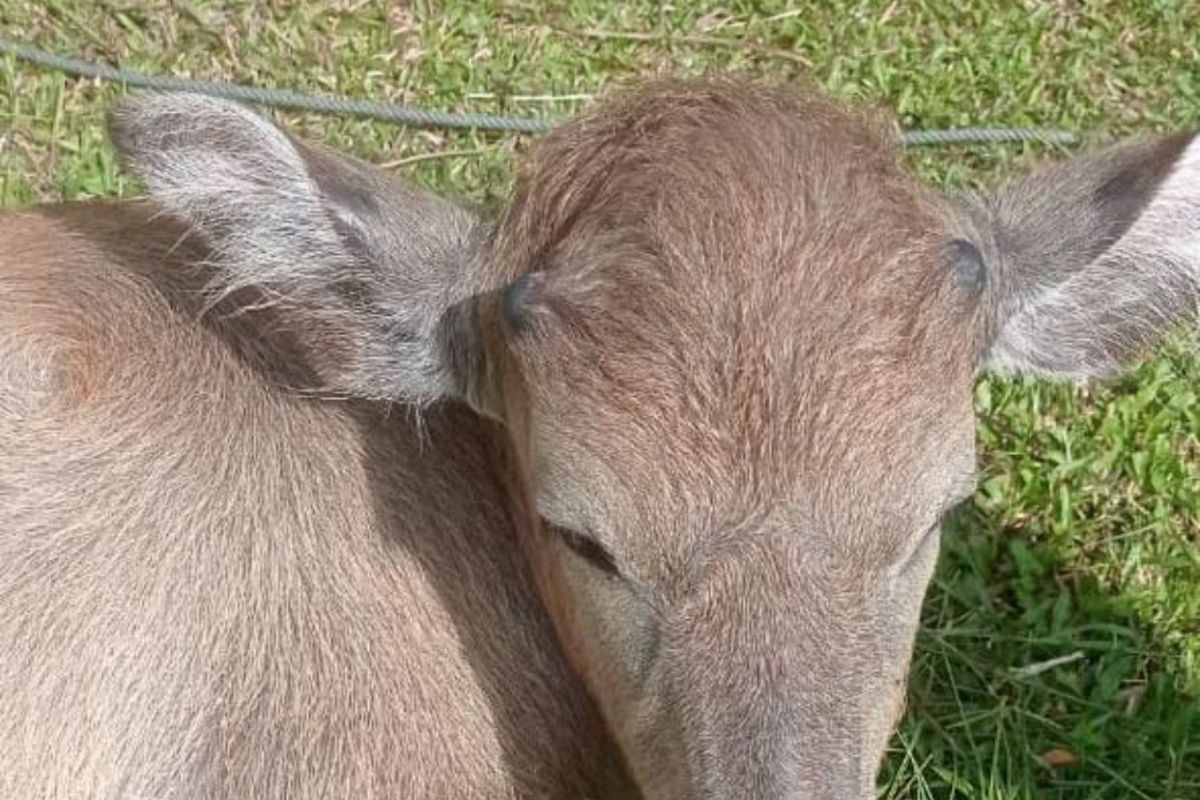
[2, 79, 1197, 799]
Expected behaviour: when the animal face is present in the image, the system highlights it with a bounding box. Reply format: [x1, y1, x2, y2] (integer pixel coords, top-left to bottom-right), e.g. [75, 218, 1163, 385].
[110, 79, 1200, 798]
[480, 84, 980, 796]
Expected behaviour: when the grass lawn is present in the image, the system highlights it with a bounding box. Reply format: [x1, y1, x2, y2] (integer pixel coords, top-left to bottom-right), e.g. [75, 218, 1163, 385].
[2, 1, 1198, 797]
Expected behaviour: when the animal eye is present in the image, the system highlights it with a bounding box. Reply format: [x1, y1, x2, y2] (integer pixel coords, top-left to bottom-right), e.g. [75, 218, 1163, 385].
[556, 526, 620, 576]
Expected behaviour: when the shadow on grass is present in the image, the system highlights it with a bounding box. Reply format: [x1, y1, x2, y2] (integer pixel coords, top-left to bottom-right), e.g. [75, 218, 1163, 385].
[881, 506, 1200, 799]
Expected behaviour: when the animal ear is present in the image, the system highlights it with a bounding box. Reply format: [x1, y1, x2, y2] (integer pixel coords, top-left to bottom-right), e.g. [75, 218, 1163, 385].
[108, 92, 485, 404]
[979, 131, 1200, 379]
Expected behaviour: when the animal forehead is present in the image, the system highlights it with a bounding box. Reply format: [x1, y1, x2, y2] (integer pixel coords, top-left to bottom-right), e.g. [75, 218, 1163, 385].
[500, 81, 969, 500]
[499, 82, 953, 374]
[494, 79, 936, 283]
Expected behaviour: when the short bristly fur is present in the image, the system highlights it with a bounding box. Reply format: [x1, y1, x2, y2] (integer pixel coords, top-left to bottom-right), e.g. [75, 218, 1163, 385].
[0, 204, 631, 799]
[2, 77, 1198, 799]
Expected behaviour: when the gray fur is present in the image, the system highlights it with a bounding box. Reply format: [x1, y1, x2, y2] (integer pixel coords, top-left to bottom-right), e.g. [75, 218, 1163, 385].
[978, 132, 1200, 377]
[5, 94, 633, 798]
[109, 93, 482, 404]
[0, 202, 630, 799]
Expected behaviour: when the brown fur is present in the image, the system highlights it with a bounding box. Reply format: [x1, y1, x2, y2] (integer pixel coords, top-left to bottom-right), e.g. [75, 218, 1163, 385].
[492, 80, 978, 548]
[475, 80, 980, 798]
[0, 204, 631, 799]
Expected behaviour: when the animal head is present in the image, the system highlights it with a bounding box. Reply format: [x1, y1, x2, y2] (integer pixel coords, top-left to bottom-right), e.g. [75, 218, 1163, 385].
[110, 79, 1200, 799]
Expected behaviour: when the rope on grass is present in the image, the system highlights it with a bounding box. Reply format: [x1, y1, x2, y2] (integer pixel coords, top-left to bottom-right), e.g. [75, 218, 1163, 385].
[899, 126, 1079, 147]
[1, 36, 1081, 147]
[0, 36, 555, 134]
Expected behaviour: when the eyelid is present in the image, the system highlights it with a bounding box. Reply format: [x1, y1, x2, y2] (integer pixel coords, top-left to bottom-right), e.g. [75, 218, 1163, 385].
[558, 526, 620, 575]
[549, 523, 667, 617]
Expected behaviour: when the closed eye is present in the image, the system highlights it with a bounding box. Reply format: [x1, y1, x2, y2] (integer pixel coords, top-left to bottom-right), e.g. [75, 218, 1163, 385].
[555, 525, 621, 576]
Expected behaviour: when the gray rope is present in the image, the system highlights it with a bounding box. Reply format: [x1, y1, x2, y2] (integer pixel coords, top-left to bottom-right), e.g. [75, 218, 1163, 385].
[1, 36, 1080, 146]
[899, 126, 1079, 147]
[0, 37, 555, 134]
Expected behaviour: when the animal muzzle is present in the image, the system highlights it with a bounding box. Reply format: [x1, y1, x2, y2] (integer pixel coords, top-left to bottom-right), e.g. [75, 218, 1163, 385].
[643, 544, 886, 800]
